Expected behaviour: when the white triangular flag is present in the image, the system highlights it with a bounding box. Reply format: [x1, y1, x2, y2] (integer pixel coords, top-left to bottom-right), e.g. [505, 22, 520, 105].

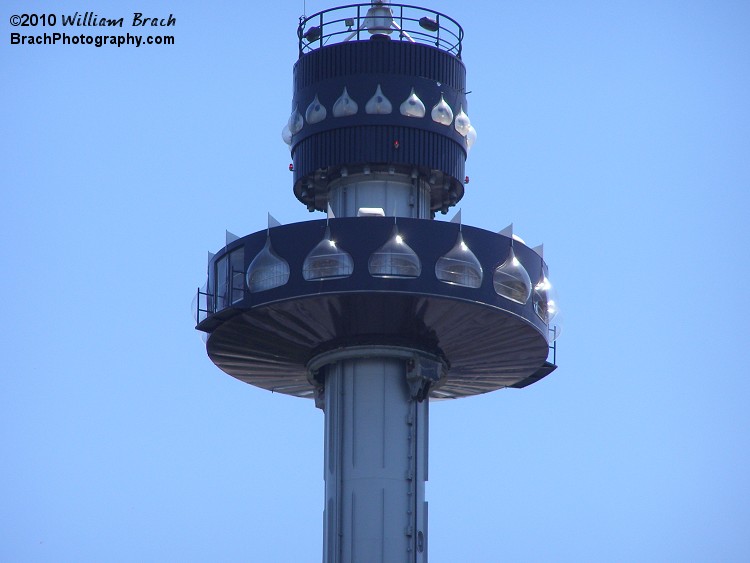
[267, 213, 282, 229]
[532, 244, 544, 258]
[499, 223, 513, 237]
[226, 230, 239, 245]
[327, 203, 335, 220]
[450, 209, 462, 224]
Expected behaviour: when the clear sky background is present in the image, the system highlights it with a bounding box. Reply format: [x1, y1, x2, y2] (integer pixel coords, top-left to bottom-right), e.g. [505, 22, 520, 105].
[3, 0, 749, 561]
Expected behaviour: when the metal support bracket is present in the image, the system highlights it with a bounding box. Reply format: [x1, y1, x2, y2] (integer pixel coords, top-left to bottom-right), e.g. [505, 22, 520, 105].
[307, 345, 447, 409]
[406, 355, 443, 402]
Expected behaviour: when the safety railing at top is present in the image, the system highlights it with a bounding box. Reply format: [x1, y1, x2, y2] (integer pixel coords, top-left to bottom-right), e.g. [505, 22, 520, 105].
[298, 3, 463, 58]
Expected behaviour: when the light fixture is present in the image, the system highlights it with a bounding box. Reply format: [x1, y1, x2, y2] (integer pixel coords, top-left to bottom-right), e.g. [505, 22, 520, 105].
[303, 26, 321, 42]
[357, 207, 385, 217]
[418, 16, 439, 32]
[363, 1, 394, 35]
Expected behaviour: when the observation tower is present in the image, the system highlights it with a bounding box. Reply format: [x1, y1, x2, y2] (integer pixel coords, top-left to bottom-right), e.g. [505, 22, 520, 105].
[195, 2, 560, 561]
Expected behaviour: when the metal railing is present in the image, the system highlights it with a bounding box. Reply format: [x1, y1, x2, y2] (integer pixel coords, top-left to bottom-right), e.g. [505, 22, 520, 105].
[195, 287, 211, 324]
[298, 3, 463, 58]
[549, 326, 559, 365]
[195, 268, 246, 324]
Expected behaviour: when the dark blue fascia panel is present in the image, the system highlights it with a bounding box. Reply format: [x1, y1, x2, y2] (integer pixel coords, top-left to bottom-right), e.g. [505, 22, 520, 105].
[203, 217, 548, 335]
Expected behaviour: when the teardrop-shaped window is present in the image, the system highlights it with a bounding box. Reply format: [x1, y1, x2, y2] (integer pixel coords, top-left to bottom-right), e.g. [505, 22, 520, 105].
[533, 273, 559, 324]
[369, 225, 421, 278]
[303, 226, 354, 281]
[366, 84, 392, 115]
[400, 88, 425, 118]
[246, 236, 290, 292]
[493, 246, 531, 304]
[454, 106, 471, 136]
[431, 95, 453, 126]
[332, 87, 358, 117]
[287, 106, 303, 134]
[281, 124, 292, 145]
[466, 125, 477, 150]
[436, 232, 483, 288]
[305, 95, 327, 124]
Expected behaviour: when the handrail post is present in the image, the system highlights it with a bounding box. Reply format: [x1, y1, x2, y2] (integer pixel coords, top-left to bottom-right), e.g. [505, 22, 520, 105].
[318, 12, 324, 50]
[435, 13, 440, 49]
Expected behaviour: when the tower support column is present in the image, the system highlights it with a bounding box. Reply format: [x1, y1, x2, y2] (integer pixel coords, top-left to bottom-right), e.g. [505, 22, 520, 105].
[312, 349, 440, 563]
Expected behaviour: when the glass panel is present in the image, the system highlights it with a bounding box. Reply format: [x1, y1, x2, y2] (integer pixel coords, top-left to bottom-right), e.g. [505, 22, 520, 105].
[533, 273, 559, 324]
[303, 226, 354, 281]
[369, 225, 421, 278]
[246, 236, 290, 292]
[229, 248, 244, 304]
[435, 232, 483, 288]
[215, 255, 229, 311]
[493, 246, 531, 304]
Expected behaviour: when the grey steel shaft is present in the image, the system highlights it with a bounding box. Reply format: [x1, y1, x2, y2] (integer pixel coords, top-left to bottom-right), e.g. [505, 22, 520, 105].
[322, 357, 428, 562]
[320, 177, 430, 562]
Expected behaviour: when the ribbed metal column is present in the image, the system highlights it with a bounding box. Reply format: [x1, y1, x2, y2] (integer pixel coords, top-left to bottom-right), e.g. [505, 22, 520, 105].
[321, 356, 428, 563]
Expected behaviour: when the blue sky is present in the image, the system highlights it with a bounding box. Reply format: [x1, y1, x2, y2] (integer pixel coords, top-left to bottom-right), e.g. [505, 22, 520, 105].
[3, 0, 749, 561]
